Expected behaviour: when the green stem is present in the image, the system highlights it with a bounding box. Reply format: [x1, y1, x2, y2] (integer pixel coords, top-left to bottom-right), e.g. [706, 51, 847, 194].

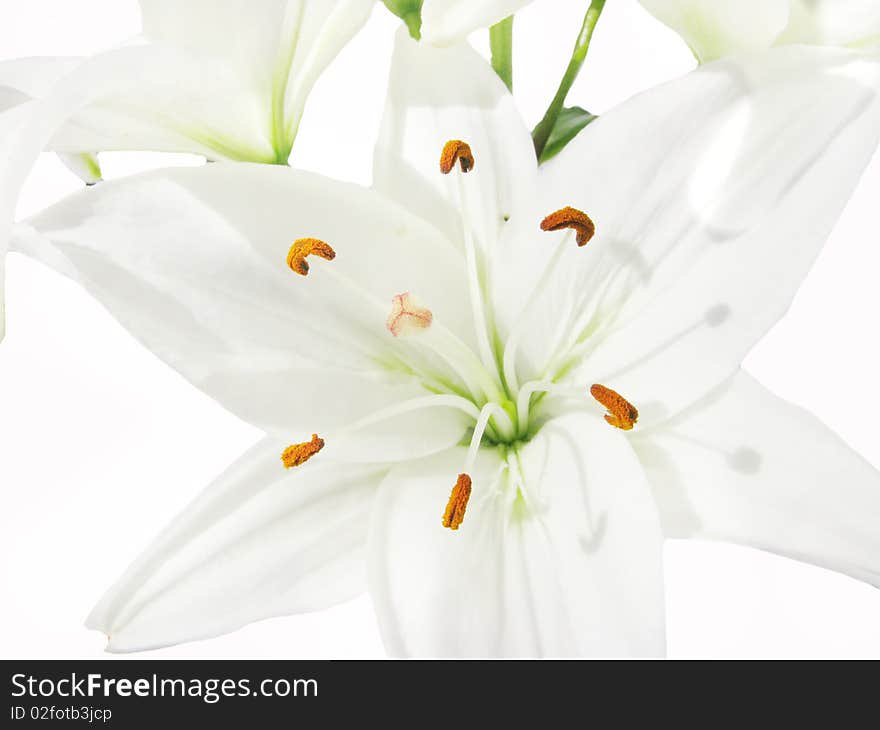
[532, 0, 606, 160]
[489, 16, 514, 92]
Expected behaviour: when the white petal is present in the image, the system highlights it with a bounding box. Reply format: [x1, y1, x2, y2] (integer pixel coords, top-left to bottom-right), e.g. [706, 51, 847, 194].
[14, 163, 472, 456]
[0, 60, 107, 183]
[0, 57, 81, 99]
[368, 412, 666, 657]
[509, 47, 880, 424]
[632, 371, 880, 587]
[48, 0, 373, 162]
[88, 437, 386, 652]
[2, 47, 192, 343]
[278, 0, 377, 140]
[779, 0, 880, 49]
[138, 0, 374, 157]
[138, 0, 295, 73]
[373, 30, 536, 255]
[638, 0, 789, 62]
[50, 44, 276, 161]
[0, 58, 81, 336]
[420, 0, 529, 46]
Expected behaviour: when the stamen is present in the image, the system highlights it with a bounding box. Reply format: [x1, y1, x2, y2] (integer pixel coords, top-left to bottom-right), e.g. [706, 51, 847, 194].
[439, 140, 474, 174]
[541, 206, 596, 247]
[338, 395, 483, 437]
[440, 139, 500, 390]
[386, 292, 433, 337]
[590, 384, 639, 431]
[281, 434, 325, 468]
[287, 238, 336, 276]
[443, 473, 472, 530]
[465, 402, 515, 468]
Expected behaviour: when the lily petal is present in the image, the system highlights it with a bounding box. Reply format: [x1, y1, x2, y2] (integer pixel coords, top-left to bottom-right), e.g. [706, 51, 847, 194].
[0, 57, 81, 100]
[88, 437, 386, 652]
[14, 163, 472, 457]
[47, 0, 374, 163]
[368, 412, 665, 657]
[0, 58, 80, 335]
[639, 0, 790, 62]
[779, 0, 880, 49]
[1, 48, 174, 344]
[632, 371, 880, 587]
[512, 46, 880, 425]
[0, 59, 106, 182]
[420, 0, 529, 46]
[373, 30, 536, 256]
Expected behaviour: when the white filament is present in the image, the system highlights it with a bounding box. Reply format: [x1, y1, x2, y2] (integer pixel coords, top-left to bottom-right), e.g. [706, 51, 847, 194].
[464, 402, 514, 473]
[451, 169, 499, 380]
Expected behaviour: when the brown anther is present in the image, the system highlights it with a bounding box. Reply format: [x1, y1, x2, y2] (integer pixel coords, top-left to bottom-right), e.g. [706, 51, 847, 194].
[281, 434, 325, 469]
[386, 292, 433, 337]
[440, 140, 474, 174]
[442, 473, 472, 530]
[590, 384, 639, 431]
[540, 206, 596, 247]
[287, 238, 336, 276]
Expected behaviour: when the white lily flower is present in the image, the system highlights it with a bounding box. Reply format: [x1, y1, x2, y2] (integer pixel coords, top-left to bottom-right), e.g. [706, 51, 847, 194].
[12, 33, 880, 656]
[419, 0, 530, 45]
[641, 0, 880, 63]
[1, 0, 374, 165]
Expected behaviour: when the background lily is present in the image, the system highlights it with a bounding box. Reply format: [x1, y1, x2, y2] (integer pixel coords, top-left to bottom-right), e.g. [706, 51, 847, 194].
[640, 0, 880, 63]
[12, 32, 880, 656]
[0, 0, 374, 168]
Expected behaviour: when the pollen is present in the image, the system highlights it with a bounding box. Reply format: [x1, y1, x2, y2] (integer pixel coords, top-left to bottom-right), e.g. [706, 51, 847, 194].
[442, 473, 472, 530]
[386, 292, 433, 337]
[286, 238, 336, 276]
[281, 434, 325, 469]
[540, 206, 596, 247]
[440, 140, 474, 174]
[590, 384, 639, 431]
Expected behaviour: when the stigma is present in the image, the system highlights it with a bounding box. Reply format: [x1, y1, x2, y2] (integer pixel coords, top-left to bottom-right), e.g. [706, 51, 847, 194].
[439, 140, 474, 174]
[287, 238, 336, 276]
[386, 292, 433, 337]
[281, 434, 325, 468]
[442, 473, 472, 530]
[541, 206, 595, 247]
[590, 384, 639, 431]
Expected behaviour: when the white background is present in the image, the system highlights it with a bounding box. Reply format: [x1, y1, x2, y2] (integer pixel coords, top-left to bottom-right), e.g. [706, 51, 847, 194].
[2, 0, 880, 659]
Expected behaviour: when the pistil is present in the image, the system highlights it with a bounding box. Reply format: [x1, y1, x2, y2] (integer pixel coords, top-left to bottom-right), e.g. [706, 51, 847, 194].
[386, 292, 433, 337]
